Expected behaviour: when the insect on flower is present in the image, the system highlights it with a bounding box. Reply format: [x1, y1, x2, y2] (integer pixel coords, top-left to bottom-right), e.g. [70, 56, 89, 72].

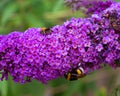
[111, 19, 120, 31]
[64, 63, 86, 81]
[41, 27, 51, 34]
[103, 13, 110, 18]
[102, 11, 120, 31]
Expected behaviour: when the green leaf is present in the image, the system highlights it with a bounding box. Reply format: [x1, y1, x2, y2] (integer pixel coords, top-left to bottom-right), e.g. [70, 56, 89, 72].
[95, 87, 107, 96]
[1, 2, 18, 26]
[116, 0, 120, 2]
[0, 80, 8, 96]
[25, 13, 45, 27]
[63, 80, 84, 96]
[52, 0, 64, 13]
[112, 86, 120, 96]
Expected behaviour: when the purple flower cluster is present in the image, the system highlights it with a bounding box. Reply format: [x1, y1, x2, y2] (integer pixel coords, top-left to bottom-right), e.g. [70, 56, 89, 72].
[0, 2, 120, 84]
[65, 0, 115, 16]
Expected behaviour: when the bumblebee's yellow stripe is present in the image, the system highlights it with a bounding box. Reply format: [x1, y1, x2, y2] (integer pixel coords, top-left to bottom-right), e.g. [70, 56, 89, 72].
[67, 73, 71, 80]
[77, 69, 82, 75]
[41, 27, 46, 31]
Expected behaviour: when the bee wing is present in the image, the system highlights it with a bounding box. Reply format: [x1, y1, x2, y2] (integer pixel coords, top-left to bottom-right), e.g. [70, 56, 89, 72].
[71, 73, 86, 78]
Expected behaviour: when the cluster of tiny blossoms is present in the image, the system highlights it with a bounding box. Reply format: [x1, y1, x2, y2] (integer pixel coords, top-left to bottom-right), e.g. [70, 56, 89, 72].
[65, 0, 115, 16]
[0, 2, 120, 84]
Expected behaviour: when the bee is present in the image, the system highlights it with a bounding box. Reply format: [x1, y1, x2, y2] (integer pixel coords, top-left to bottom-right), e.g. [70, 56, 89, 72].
[102, 11, 120, 30]
[41, 27, 51, 34]
[111, 19, 120, 31]
[103, 13, 109, 18]
[64, 63, 86, 81]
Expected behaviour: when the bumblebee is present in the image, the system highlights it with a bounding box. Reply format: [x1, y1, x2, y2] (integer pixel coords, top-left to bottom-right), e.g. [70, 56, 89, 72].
[111, 20, 120, 30]
[41, 27, 51, 34]
[103, 13, 109, 18]
[64, 63, 86, 81]
[102, 11, 120, 30]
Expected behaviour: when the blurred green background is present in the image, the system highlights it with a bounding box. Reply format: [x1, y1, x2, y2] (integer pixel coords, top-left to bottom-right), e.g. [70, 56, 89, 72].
[0, 0, 120, 96]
